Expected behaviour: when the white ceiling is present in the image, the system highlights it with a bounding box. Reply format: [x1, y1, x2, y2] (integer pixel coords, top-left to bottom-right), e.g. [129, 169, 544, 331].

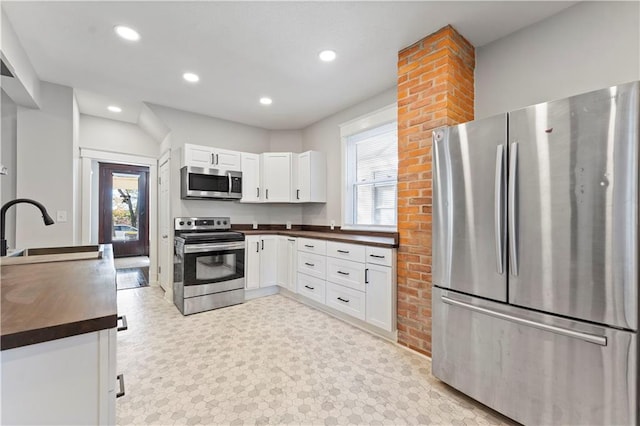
[3, 1, 576, 130]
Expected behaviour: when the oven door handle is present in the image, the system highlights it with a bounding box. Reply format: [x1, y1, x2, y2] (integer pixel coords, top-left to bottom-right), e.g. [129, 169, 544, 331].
[184, 242, 246, 253]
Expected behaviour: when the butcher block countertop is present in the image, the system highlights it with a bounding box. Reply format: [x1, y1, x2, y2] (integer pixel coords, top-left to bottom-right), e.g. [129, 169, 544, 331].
[239, 230, 398, 248]
[1, 244, 117, 351]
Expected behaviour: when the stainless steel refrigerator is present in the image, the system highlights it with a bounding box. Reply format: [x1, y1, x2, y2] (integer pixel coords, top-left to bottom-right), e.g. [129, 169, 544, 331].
[432, 81, 639, 425]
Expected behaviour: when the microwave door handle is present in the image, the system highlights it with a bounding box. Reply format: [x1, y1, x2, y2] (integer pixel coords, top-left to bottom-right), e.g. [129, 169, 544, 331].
[228, 172, 232, 196]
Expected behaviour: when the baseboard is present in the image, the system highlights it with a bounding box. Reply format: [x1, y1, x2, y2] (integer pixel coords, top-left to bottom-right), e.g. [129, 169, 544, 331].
[245, 286, 279, 300]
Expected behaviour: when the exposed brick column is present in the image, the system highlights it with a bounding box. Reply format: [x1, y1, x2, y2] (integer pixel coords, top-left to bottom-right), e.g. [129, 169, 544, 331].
[396, 25, 475, 356]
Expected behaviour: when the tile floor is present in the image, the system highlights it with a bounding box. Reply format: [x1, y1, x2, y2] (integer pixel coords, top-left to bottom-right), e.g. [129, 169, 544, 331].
[117, 287, 514, 426]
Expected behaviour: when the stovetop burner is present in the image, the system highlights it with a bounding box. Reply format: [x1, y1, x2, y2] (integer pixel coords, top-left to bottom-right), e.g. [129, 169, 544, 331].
[174, 217, 245, 243]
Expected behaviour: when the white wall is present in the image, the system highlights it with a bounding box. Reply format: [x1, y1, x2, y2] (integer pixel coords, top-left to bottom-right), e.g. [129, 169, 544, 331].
[269, 130, 302, 152]
[301, 88, 397, 226]
[16, 81, 75, 248]
[476, 1, 640, 118]
[79, 114, 160, 158]
[148, 104, 304, 225]
[1, 89, 17, 249]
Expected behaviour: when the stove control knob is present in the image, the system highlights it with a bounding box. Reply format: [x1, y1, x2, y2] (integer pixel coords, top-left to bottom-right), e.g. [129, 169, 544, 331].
[223, 220, 228, 225]
[187, 221, 192, 226]
[179, 221, 185, 226]
[216, 220, 221, 225]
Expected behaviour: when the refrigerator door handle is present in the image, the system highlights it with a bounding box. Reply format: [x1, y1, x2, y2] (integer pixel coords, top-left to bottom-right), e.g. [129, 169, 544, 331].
[441, 295, 607, 346]
[494, 145, 504, 275]
[508, 142, 518, 276]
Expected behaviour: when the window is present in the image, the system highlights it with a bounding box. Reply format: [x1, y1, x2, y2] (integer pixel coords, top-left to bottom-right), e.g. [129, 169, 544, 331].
[341, 105, 397, 230]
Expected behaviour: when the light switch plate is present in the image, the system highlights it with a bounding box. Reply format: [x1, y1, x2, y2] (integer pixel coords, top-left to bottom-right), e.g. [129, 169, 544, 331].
[286, 221, 292, 229]
[56, 210, 67, 223]
[330, 220, 335, 230]
[252, 221, 258, 229]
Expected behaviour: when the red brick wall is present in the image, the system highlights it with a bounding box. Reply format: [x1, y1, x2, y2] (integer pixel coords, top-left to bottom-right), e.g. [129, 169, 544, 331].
[396, 25, 475, 356]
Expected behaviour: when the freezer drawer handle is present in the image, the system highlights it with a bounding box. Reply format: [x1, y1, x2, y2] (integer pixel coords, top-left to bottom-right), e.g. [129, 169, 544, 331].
[508, 142, 519, 276]
[117, 315, 128, 332]
[337, 297, 350, 303]
[337, 270, 350, 276]
[116, 374, 126, 398]
[441, 295, 607, 346]
[494, 145, 505, 275]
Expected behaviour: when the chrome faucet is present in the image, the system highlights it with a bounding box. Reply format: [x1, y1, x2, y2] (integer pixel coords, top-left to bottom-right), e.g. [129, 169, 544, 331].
[1, 199, 55, 256]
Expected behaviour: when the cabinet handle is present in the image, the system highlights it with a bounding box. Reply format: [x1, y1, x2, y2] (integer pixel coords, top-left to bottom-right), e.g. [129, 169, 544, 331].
[261, 239, 264, 250]
[266, 189, 269, 199]
[257, 187, 260, 198]
[337, 270, 350, 276]
[304, 244, 314, 248]
[211, 153, 215, 165]
[287, 238, 296, 242]
[365, 268, 369, 284]
[116, 374, 126, 398]
[304, 262, 315, 267]
[296, 189, 300, 200]
[117, 315, 128, 332]
[337, 297, 350, 303]
[256, 242, 259, 253]
[304, 285, 315, 290]
[369, 254, 385, 259]
[216, 153, 219, 165]
[337, 250, 349, 254]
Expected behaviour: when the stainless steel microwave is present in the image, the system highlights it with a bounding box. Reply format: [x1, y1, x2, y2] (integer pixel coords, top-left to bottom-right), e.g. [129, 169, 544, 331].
[180, 166, 242, 200]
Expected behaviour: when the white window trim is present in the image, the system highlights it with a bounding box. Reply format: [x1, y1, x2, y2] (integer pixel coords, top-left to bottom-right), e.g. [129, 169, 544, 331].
[340, 103, 397, 232]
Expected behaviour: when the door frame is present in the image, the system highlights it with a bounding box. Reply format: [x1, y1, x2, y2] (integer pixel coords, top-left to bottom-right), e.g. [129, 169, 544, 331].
[98, 162, 150, 257]
[80, 149, 158, 284]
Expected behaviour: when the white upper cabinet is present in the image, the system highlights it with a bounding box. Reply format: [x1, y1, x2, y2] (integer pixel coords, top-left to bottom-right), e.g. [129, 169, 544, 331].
[183, 143, 242, 170]
[293, 151, 326, 203]
[240, 153, 261, 203]
[261, 153, 292, 202]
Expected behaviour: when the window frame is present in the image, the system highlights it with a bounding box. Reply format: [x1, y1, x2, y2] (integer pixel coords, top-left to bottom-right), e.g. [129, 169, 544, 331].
[340, 104, 397, 232]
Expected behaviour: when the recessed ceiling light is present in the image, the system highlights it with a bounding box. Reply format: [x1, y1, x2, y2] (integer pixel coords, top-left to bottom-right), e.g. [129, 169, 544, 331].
[259, 97, 273, 105]
[114, 25, 140, 42]
[319, 50, 337, 62]
[107, 105, 122, 113]
[183, 72, 200, 83]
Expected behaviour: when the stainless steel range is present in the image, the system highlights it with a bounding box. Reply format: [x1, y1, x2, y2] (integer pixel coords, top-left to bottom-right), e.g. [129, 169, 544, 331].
[173, 217, 245, 315]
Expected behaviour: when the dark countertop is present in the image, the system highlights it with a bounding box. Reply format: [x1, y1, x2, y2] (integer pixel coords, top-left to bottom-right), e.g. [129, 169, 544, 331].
[240, 230, 398, 248]
[1, 245, 117, 351]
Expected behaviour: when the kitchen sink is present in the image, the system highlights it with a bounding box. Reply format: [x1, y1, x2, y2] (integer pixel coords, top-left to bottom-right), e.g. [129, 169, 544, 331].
[1, 245, 102, 265]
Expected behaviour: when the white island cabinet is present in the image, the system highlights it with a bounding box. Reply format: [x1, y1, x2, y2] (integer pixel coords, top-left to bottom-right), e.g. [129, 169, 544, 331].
[2, 329, 118, 425]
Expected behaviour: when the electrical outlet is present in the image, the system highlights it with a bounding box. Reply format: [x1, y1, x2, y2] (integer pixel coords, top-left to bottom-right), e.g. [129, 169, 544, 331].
[286, 221, 292, 229]
[330, 220, 335, 230]
[252, 221, 258, 229]
[56, 210, 67, 223]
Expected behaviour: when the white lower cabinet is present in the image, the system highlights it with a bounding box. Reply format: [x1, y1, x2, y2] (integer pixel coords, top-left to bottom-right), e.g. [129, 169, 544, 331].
[1, 329, 117, 425]
[326, 282, 366, 321]
[297, 273, 326, 304]
[276, 237, 297, 292]
[295, 238, 396, 335]
[365, 262, 394, 332]
[245, 235, 277, 289]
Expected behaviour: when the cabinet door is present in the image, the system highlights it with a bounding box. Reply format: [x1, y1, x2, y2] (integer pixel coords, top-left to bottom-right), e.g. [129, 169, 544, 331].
[365, 263, 393, 331]
[286, 238, 297, 292]
[294, 151, 326, 203]
[184, 144, 213, 168]
[260, 236, 278, 287]
[241, 153, 261, 202]
[214, 148, 242, 170]
[276, 237, 288, 288]
[262, 153, 292, 202]
[245, 236, 261, 289]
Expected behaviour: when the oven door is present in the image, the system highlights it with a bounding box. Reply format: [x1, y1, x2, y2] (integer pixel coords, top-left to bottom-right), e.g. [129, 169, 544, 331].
[182, 241, 245, 295]
[181, 166, 242, 200]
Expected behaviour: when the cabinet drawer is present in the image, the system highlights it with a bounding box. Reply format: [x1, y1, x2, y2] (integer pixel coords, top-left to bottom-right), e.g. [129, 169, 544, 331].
[366, 247, 393, 267]
[297, 273, 326, 304]
[326, 241, 365, 263]
[297, 252, 326, 279]
[326, 257, 365, 292]
[297, 238, 326, 255]
[326, 283, 365, 321]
